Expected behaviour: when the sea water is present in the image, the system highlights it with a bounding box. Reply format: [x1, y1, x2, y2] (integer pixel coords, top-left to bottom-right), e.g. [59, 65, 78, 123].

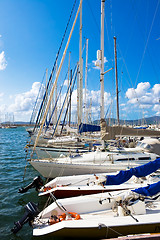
[0, 127, 50, 240]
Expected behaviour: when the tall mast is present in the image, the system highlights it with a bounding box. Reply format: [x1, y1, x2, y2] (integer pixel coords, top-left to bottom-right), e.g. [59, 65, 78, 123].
[54, 57, 58, 125]
[45, 68, 48, 125]
[67, 51, 71, 124]
[84, 38, 88, 123]
[89, 98, 92, 123]
[100, 0, 105, 120]
[113, 36, 120, 125]
[69, 69, 72, 127]
[78, 2, 83, 127]
[33, 0, 83, 152]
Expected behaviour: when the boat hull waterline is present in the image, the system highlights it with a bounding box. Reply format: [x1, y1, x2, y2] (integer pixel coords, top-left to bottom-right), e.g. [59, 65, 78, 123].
[33, 217, 160, 238]
[30, 160, 143, 178]
[29, 150, 159, 178]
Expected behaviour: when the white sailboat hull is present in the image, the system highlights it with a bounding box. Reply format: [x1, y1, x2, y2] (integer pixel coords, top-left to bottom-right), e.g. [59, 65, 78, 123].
[33, 190, 160, 238]
[30, 159, 140, 178]
[29, 150, 159, 178]
[33, 213, 160, 238]
[34, 145, 89, 159]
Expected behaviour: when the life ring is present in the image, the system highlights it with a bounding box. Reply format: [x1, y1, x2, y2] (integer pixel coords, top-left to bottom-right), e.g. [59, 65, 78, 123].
[48, 215, 60, 225]
[68, 212, 81, 220]
[59, 213, 66, 221]
[59, 212, 81, 220]
[49, 212, 81, 225]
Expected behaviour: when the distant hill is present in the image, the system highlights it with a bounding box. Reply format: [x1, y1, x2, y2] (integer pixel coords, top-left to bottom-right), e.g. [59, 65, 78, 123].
[2, 116, 160, 127]
[93, 116, 160, 126]
[121, 116, 160, 125]
[1, 121, 33, 126]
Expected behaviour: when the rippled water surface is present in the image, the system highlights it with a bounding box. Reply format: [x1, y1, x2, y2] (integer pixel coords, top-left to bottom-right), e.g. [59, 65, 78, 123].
[0, 127, 47, 240]
[0, 127, 95, 240]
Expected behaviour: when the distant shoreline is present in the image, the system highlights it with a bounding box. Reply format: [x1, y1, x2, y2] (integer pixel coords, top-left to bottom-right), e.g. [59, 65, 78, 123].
[0, 124, 34, 127]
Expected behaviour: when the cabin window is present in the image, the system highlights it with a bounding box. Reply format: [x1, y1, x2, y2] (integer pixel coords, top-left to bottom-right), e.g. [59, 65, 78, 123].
[141, 143, 148, 148]
[116, 158, 135, 161]
[136, 142, 142, 147]
[138, 157, 151, 160]
[144, 144, 151, 150]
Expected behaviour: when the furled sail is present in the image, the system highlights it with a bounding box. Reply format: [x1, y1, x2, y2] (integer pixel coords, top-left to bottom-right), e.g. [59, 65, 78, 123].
[132, 181, 160, 196]
[104, 158, 160, 185]
[78, 123, 100, 133]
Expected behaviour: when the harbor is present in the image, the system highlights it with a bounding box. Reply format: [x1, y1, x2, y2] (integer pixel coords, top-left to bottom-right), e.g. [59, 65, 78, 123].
[1, 0, 160, 239]
[1, 127, 160, 240]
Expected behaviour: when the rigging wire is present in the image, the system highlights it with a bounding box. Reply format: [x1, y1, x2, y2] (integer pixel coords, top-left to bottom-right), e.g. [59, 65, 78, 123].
[23, 0, 78, 180]
[52, 65, 78, 137]
[86, 0, 100, 35]
[33, 0, 78, 133]
[29, 70, 46, 124]
[60, 65, 78, 134]
[130, 0, 160, 86]
[117, 0, 160, 122]
[115, 41, 148, 122]
[132, 0, 160, 87]
[106, 0, 160, 121]
[45, 70, 69, 131]
[86, 0, 112, 59]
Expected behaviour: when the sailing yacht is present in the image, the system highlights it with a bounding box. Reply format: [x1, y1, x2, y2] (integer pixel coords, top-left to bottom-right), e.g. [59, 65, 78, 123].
[29, 147, 159, 178]
[32, 183, 160, 238]
[13, 180, 160, 238]
[38, 158, 160, 198]
[28, 0, 160, 179]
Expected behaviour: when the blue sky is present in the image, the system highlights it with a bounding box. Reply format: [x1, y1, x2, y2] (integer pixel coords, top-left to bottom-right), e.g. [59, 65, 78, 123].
[0, 0, 160, 123]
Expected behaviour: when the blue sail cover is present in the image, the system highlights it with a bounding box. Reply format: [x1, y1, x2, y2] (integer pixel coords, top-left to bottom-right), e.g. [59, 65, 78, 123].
[79, 123, 100, 133]
[132, 181, 160, 196]
[104, 158, 160, 185]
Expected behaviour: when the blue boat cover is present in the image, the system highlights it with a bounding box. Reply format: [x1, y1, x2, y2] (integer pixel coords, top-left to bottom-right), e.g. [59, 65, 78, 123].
[134, 126, 148, 129]
[79, 123, 100, 133]
[104, 158, 160, 185]
[132, 181, 160, 196]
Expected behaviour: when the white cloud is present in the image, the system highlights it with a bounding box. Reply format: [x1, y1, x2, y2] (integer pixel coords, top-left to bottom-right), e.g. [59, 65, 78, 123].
[0, 92, 4, 99]
[139, 104, 152, 109]
[3, 82, 44, 121]
[135, 82, 150, 97]
[125, 88, 137, 99]
[153, 104, 160, 112]
[152, 84, 160, 96]
[126, 82, 150, 99]
[0, 51, 7, 70]
[153, 104, 160, 116]
[0, 104, 6, 112]
[120, 103, 125, 107]
[125, 82, 160, 116]
[59, 88, 111, 121]
[64, 79, 69, 86]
